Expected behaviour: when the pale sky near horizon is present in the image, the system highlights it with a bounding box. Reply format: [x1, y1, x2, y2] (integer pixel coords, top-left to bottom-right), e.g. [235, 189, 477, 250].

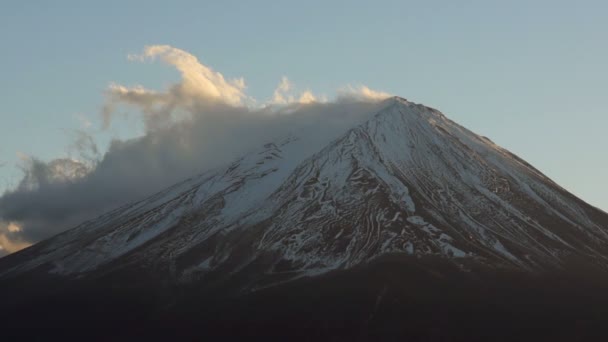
[1, 0, 607, 211]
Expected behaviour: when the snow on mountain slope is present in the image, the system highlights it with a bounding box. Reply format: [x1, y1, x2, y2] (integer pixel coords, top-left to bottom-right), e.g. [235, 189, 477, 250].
[1, 97, 607, 287]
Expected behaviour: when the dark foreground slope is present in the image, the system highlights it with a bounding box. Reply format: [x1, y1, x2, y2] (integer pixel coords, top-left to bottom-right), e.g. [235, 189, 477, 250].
[3, 256, 608, 341]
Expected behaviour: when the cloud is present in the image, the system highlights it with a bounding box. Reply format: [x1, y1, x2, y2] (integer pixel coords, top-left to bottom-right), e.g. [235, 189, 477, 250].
[15, 156, 90, 192]
[74, 113, 93, 130]
[297, 91, 318, 104]
[337, 85, 392, 102]
[66, 130, 100, 167]
[0, 45, 392, 257]
[269, 76, 320, 105]
[103, 45, 249, 131]
[0, 222, 30, 256]
[7, 222, 21, 233]
[270, 76, 293, 104]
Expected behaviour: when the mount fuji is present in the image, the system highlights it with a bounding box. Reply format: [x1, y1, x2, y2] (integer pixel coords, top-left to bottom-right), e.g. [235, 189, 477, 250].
[2, 97, 608, 341]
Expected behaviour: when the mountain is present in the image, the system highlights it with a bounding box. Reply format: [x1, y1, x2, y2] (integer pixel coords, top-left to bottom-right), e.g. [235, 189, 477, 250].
[2, 97, 608, 341]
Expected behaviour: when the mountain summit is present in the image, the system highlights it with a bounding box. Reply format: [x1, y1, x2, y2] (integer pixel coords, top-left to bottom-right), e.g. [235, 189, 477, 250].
[2, 97, 608, 340]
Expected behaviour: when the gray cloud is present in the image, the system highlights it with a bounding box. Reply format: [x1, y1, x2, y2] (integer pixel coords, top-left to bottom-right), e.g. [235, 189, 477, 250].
[0, 45, 391, 256]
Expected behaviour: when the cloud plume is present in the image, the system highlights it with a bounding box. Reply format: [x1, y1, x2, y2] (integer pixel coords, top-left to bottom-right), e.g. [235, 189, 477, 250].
[0, 45, 391, 256]
[338, 85, 391, 102]
[103, 45, 249, 131]
[269, 76, 320, 105]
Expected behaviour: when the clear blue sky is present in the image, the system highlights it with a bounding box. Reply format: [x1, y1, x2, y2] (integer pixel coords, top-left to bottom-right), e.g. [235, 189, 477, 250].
[0, 0, 606, 210]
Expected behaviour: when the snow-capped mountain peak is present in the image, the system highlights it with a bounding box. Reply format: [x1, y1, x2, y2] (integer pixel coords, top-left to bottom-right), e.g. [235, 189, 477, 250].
[2, 97, 607, 288]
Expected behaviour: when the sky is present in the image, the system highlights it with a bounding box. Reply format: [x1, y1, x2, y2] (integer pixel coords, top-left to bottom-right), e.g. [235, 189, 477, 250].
[0, 0, 607, 254]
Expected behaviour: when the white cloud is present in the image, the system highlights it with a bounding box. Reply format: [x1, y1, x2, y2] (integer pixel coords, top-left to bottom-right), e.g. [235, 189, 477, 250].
[337, 85, 391, 102]
[104, 45, 250, 131]
[268, 76, 321, 106]
[103, 46, 390, 128]
[134, 45, 247, 106]
[298, 91, 317, 104]
[270, 76, 293, 104]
